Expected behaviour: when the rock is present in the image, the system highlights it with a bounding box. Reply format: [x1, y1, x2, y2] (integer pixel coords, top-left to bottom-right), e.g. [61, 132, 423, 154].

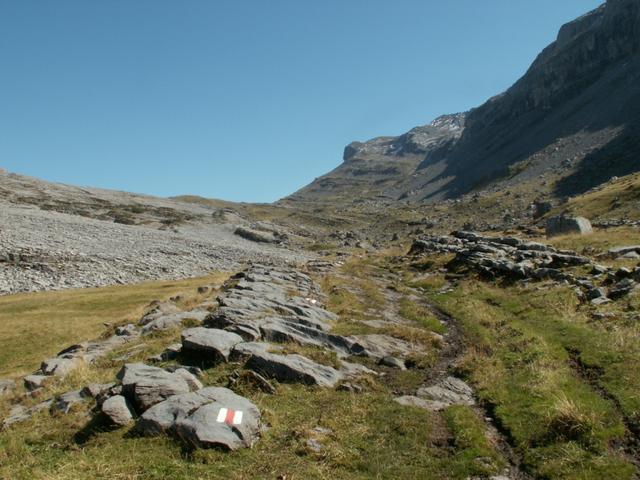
[81, 383, 115, 399]
[40, 356, 84, 377]
[148, 343, 182, 362]
[348, 334, 415, 361]
[102, 395, 135, 427]
[51, 390, 85, 414]
[138, 387, 261, 450]
[545, 216, 593, 237]
[173, 368, 204, 391]
[116, 363, 196, 412]
[115, 324, 137, 336]
[609, 279, 637, 299]
[0, 379, 15, 397]
[586, 287, 608, 301]
[2, 399, 53, 429]
[591, 296, 612, 305]
[242, 346, 343, 387]
[234, 227, 280, 244]
[415, 376, 475, 410]
[141, 310, 209, 335]
[24, 374, 48, 391]
[379, 356, 406, 370]
[621, 251, 640, 260]
[608, 245, 640, 256]
[181, 327, 244, 363]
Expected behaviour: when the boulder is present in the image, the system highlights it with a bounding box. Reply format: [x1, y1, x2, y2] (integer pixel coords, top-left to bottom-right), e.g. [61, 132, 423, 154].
[234, 227, 279, 244]
[138, 387, 261, 450]
[116, 363, 195, 412]
[545, 216, 593, 237]
[101, 395, 135, 427]
[181, 327, 244, 363]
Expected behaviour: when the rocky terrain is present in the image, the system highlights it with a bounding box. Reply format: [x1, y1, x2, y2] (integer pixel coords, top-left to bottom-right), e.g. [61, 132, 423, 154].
[0, 170, 308, 294]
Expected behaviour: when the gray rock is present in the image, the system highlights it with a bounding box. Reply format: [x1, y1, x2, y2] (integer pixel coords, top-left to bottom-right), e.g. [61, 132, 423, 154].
[141, 310, 209, 335]
[117, 363, 195, 412]
[0, 379, 15, 397]
[348, 334, 415, 361]
[181, 327, 244, 363]
[545, 216, 593, 237]
[586, 287, 608, 300]
[24, 374, 48, 391]
[415, 376, 475, 410]
[243, 347, 343, 387]
[51, 390, 85, 414]
[138, 387, 261, 450]
[102, 395, 135, 427]
[40, 356, 84, 377]
[379, 356, 406, 370]
[81, 383, 115, 399]
[394, 395, 446, 411]
[608, 245, 640, 256]
[115, 324, 137, 336]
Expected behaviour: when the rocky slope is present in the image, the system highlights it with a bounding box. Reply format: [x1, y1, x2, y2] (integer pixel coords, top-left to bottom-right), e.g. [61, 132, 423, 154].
[286, 0, 640, 205]
[0, 170, 308, 294]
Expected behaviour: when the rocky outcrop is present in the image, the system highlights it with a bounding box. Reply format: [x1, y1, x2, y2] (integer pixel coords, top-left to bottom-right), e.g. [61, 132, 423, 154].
[546, 216, 593, 237]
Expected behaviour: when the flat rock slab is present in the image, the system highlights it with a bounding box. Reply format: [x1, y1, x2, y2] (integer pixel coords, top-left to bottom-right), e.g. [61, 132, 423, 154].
[415, 376, 475, 410]
[138, 387, 261, 450]
[348, 334, 415, 360]
[117, 363, 197, 412]
[181, 327, 244, 363]
[40, 356, 84, 377]
[243, 346, 343, 387]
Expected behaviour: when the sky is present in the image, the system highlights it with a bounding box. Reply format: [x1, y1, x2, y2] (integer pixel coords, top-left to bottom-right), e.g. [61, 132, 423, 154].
[0, 0, 603, 203]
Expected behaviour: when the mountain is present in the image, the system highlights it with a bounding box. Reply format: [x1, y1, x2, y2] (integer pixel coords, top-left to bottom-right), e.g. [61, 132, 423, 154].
[286, 0, 640, 205]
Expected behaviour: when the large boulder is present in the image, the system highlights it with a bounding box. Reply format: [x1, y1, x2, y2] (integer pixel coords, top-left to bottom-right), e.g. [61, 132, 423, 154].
[545, 216, 593, 237]
[137, 387, 261, 450]
[181, 327, 244, 363]
[116, 363, 196, 412]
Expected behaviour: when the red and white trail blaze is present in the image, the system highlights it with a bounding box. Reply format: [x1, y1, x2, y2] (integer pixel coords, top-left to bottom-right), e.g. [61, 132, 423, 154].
[216, 407, 243, 426]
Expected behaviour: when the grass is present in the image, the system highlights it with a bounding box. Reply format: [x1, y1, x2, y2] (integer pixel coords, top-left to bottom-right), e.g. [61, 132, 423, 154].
[398, 297, 446, 335]
[0, 273, 228, 378]
[544, 227, 640, 255]
[425, 279, 637, 479]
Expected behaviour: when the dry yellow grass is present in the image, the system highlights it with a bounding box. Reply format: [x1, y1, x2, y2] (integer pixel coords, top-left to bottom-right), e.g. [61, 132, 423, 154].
[0, 273, 228, 378]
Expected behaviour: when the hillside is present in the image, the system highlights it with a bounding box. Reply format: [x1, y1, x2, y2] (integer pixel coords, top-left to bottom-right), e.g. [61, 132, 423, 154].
[286, 0, 640, 205]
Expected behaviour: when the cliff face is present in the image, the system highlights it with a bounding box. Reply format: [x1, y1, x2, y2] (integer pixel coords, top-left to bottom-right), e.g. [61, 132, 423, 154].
[287, 0, 640, 205]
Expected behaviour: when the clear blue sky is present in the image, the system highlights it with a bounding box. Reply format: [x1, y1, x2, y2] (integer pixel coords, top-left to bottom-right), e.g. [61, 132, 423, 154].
[0, 0, 603, 202]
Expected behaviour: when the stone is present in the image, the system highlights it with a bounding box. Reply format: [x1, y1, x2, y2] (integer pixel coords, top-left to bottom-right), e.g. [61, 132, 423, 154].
[40, 356, 84, 377]
[242, 347, 343, 387]
[2, 399, 53, 429]
[181, 327, 244, 363]
[394, 395, 447, 411]
[609, 279, 637, 299]
[138, 387, 261, 450]
[234, 227, 280, 244]
[586, 287, 608, 300]
[0, 379, 15, 397]
[173, 368, 204, 391]
[115, 324, 137, 336]
[415, 377, 475, 410]
[348, 334, 414, 361]
[545, 216, 592, 237]
[117, 363, 195, 412]
[81, 383, 115, 399]
[102, 395, 135, 427]
[141, 310, 209, 335]
[51, 390, 85, 414]
[608, 245, 640, 256]
[379, 356, 406, 369]
[24, 374, 48, 391]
